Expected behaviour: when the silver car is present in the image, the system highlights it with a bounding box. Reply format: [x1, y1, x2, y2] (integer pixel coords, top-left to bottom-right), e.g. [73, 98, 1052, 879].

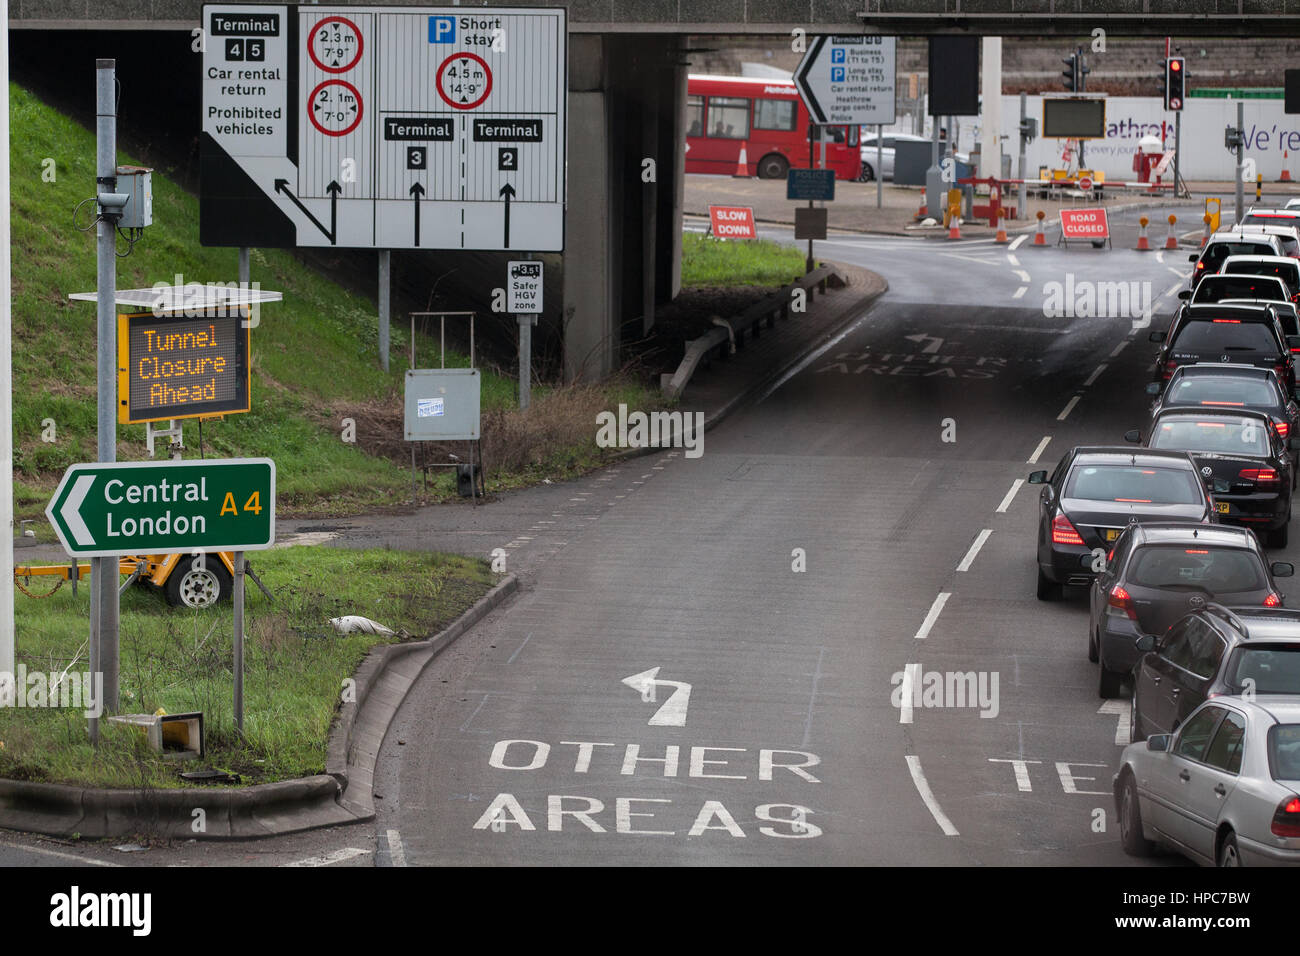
[1114, 696, 1300, 865]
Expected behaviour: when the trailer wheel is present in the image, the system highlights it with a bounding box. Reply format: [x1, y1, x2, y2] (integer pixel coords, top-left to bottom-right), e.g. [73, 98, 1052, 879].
[165, 557, 231, 609]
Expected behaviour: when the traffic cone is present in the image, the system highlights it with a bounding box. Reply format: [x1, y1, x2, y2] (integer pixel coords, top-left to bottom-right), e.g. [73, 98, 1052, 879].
[1201, 213, 1213, 248]
[916, 195, 928, 219]
[994, 209, 1008, 243]
[1033, 210, 1047, 245]
[1164, 214, 1179, 250]
[948, 214, 962, 239]
[1280, 150, 1293, 183]
[1136, 215, 1151, 251]
[733, 145, 749, 178]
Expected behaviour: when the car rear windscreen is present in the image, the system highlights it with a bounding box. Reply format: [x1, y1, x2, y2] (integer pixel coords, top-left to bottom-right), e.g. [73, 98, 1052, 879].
[1065, 464, 1204, 504]
[1150, 417, 1271, 455]
[1196, 277, 1289, 303]
[1242, 213, 1300, 228]
[1268, 724, 1300, 782]
[1223, 260, 1300, 293]
[1167, 374, 1279, 409]
[1128, 545, 1265, 592]
[1171, 319, 1279, 353]
[1203, 243, 1278, 271]
[1228, 646, 1300, 697]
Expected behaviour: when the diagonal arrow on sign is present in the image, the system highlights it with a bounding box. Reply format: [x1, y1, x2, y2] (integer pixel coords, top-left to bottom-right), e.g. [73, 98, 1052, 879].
[61, 474, 96, 547]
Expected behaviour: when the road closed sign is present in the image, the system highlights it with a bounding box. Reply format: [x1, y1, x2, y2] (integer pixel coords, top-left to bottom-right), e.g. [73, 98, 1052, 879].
[1059, 208, 1110, 241]
[709, 205, 757, 240]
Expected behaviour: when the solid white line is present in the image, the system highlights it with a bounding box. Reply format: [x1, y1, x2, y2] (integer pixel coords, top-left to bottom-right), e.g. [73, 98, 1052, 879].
[956, 530, 993, 572]
[1009, 234, 1028, 250]
[905, 755, 960, 836]
[1027, 435, 1052, 464]
[1083, 364, 1107, 387]
[1014, 269, 1031, 283]
[1162, 280, 1182, 299]
[283, 847, 369, 868]
[1109, 340, 1128, 358]
[386, 829, 407, 867]
[996, 479, 1025, 513]
[1011, 285, 1027, 299]
[912, 592, 951, 640]
[1006, 253, 1020, 266]
[0, 840, 120, 867]
[1057, 395, 1082, 421]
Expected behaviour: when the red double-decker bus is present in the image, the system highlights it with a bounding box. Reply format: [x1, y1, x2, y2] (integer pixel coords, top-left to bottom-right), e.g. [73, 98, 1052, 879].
[685, 74, 861, 181]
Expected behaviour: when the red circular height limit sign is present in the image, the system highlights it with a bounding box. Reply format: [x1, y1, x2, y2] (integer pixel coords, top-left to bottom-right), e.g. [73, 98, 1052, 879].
[309, 16, 363, 73]
[436, 52, 493, 110]
[308, 79, 364, 136]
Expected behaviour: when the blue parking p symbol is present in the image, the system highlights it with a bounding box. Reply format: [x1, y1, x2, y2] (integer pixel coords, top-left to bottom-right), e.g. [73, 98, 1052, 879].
[831, 66, 845, 83]
[831, 47, 845, 63]
[428, 15, 456, 43]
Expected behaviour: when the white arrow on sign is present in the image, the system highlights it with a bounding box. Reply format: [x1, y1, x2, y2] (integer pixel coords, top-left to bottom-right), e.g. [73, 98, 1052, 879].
[61, 474, 97, 547]
[1097, 699, 1132, 746]
[904, 333, 944, 354]
[622, 667, 692, 727]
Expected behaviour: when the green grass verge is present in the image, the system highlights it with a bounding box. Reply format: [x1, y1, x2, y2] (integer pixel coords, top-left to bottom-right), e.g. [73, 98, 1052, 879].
[680, 232, 806, 287]
[0, 546, 496, 789]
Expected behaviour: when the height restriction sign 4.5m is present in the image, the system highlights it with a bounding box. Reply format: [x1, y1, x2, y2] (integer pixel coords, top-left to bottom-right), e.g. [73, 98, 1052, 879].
[201, 5, 566, 251]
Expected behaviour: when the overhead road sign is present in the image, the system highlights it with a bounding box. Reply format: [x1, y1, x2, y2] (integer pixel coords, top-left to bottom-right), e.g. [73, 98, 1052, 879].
[200, 5, 567, 251]
[795, 35, 897, 126]
[46, 459, 276, 558]
[787, 168, 835, 201]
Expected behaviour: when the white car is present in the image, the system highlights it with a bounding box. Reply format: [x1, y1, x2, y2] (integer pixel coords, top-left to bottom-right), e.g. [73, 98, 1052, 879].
[1221, 255, 1300, 304]
[857, 132, 967, 182]
[1115, 696, 1300, 866]
[1286, 198, 1300, 211]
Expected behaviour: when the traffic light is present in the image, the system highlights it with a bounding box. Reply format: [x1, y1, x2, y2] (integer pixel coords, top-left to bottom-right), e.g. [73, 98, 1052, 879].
[1165, 56, 1186, 111]
[1062, 52, 1078, 92]
[1078, 52, 1090, 92]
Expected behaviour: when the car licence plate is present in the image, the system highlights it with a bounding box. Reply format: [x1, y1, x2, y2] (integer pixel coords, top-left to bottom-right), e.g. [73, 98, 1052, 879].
[1102, 528, 1120, 542]
[1217, 501, 1231, 514]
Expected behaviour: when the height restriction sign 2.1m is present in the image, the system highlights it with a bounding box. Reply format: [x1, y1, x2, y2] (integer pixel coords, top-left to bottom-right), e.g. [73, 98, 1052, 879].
[200, 5, 567, 252]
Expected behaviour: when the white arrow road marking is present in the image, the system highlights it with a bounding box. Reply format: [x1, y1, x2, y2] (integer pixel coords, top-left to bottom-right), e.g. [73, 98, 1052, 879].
[62, 474, 97, 547]
[622, 667, 692, 726]
[386, 830, 407, 867]
[1097, 699, 1132, 746]
[282, 847, 369, 867]
[904, 333, 944, 354]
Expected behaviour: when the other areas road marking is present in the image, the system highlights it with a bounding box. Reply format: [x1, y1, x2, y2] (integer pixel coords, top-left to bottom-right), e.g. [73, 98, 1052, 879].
[1027, 435, 1051, 464]
[1098, 699, 1133, 746]
[1083, 364, 1107, 387]
[1057, 394, 1082, 421]
[282, 847, 369, 867]
[997, 479, 1024, 513]
[905, 755, 960, 836]
[386, 829, 407, 867]
[912, 592, 951, 640]
[956, 529, 992, 572]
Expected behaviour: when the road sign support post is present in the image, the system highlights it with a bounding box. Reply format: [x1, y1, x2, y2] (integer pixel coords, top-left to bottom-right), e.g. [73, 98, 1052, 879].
[806, 128, 815, 272]
[95, 58, 120, 725]
[378, 250, 391, 373]
[518, 314, 532, 410]
[233, 550, 244, 733]
[876, 124, 883, 209]
[1234, 100, 1245, 224]
[238, 246, 249, 288]
[1018, 92, 1028, 220]
[0, 0, 12, 710]
[1174, 111, 1183, 201]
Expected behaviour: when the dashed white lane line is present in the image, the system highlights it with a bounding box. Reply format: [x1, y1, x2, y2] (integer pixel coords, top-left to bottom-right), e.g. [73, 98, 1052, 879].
[1009, 234, 1027, 251]
[1027, 435, 1051, 464]
[912, 592, 951, 641]
[1156, 250, 1164, 264]
[899, 662, 918, 724]
[386, 829, 407, 867]
[905, 755, 960, 836]
[507, 632, 533, 664]
[956, 530, 993, 572]
[0, 840, 120, 866]
[1011, 286, 1027, 299]
[996, 479, 1025, 513]
[1006, 253, 1020, 267]
[1082, 363, 1107, 387]
[1162, 280, 1182, 299]
[1109, 340, 1129, 358]
[1013, 269, 1031, 283]
[1057, 394, 1082, 421]
[1166, 265, 1185, 278]
[283, 847, 370, 867]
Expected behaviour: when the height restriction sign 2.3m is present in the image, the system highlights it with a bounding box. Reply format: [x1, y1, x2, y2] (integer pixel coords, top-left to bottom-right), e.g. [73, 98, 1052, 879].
[201, 5, 566, 252]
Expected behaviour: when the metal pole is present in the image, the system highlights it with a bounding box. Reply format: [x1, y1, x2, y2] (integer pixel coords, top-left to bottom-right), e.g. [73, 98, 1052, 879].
[1018, 91, 1027, 220]
[806, 124, 814, 272]
[1235, 100, 1244, 224]
[378, 250, 391, 372]
[517, 315, 532, 410]
[876, 123, 883, 209]
[0, 0, 13, 711]
[238, 247, 249, 287]
[1174, 110, 1182, 202]
[233, 550, 244, 733]
[95, 59, 119, 719]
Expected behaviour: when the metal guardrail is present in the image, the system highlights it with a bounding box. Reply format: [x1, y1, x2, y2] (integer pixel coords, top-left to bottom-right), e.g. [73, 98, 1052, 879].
[660, 265, 847, 400]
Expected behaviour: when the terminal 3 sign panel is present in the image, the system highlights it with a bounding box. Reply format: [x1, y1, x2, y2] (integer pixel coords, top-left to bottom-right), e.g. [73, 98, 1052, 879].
[200, 4, 567, 251]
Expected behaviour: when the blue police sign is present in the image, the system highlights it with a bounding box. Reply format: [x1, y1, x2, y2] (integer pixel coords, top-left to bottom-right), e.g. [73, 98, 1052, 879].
[786, 169, 836, 201]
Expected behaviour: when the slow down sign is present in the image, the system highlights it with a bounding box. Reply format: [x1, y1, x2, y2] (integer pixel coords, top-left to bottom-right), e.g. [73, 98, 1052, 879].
[708, 205, 757, 240]
[45, 458, 276, 558]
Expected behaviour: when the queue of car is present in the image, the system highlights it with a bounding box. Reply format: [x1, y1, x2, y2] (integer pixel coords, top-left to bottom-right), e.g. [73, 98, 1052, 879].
[1030, 209, 1300, 865]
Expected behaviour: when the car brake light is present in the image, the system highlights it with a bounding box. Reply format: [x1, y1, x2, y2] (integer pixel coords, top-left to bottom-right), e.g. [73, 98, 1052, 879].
[1213, 318, 1242, 323]
[1265, 592, 1283, 607]
[1185, 549, 1209, 553]
[1163, 361, 1178, 380]
[1108, 585, 1138, 621]
[1051, 514, 1084, 545]
[1240, 468, 1281, 484]
[1271, 796, 1300, 838]
[1277, 422, 1291, 437]
[1200, 401, 1245, 406]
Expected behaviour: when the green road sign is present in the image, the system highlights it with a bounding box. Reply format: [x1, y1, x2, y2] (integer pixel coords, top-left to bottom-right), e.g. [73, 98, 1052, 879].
[45, 458, 275, 558]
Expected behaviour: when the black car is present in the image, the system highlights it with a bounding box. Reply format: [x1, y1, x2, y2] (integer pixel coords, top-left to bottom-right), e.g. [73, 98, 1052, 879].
[1029, 447, 1214, 601]
[1088, 523, 1294, 698]
[1128, 407, 1296, 547]
[1131, 604, 1300, 741]
[1145, 364, 1300, 482]
[1149, 303, 1297, 390]
[1189, 235, 1286, 288]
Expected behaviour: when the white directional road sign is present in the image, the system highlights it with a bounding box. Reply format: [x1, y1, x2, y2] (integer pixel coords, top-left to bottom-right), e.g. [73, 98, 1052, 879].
[201, 5, 566, 251]
[507, 260, 542, 313]
[794, 35, 897, 126]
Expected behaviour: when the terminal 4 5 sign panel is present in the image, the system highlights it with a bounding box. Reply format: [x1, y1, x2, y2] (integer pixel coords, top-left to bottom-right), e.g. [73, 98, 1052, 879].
[200, 5, 566, 251]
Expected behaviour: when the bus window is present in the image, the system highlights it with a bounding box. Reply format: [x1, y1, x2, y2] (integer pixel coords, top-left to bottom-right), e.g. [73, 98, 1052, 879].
[687, 95, 703, 138]
[707, 96, 750, 139]
[754, 98, 796, 131]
